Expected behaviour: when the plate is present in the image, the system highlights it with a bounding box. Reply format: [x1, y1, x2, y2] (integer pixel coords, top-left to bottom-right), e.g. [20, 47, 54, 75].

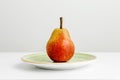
[21, 53, 96, 70]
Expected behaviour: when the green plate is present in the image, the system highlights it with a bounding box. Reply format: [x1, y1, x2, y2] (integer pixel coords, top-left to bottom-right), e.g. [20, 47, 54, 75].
[21, 53, 96, 70]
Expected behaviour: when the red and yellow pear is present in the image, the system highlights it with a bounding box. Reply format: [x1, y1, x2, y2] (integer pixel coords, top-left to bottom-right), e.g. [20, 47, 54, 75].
[46, 17, 75, 62]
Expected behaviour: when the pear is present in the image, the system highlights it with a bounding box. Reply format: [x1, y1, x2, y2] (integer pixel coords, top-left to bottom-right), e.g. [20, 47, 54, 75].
[46, 17, 75, 62]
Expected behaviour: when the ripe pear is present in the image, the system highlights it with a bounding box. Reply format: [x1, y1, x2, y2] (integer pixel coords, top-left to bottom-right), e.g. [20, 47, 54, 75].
[46, 17, 75, 62]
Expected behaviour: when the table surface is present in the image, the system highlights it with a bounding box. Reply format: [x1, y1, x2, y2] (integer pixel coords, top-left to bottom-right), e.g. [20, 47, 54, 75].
[0, 52, 120, 79]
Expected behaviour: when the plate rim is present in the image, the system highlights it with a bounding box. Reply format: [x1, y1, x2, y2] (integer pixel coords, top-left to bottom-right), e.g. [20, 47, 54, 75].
[21, 52, 96, 64]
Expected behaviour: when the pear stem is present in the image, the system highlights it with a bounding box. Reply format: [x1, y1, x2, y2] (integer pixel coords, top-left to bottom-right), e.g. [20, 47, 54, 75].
[60, 17, 63, 29]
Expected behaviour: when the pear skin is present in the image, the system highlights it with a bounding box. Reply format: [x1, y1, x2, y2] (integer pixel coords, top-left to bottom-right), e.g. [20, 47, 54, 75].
[46, 17, 75, 62]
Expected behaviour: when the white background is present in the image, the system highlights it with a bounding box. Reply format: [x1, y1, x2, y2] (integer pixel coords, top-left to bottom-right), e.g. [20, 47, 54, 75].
[0, 0, 120, 52]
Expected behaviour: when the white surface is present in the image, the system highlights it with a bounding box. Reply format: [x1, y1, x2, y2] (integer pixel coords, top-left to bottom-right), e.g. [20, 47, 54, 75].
[0, 0, 120, 52]
[0, 52, 120, 79]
